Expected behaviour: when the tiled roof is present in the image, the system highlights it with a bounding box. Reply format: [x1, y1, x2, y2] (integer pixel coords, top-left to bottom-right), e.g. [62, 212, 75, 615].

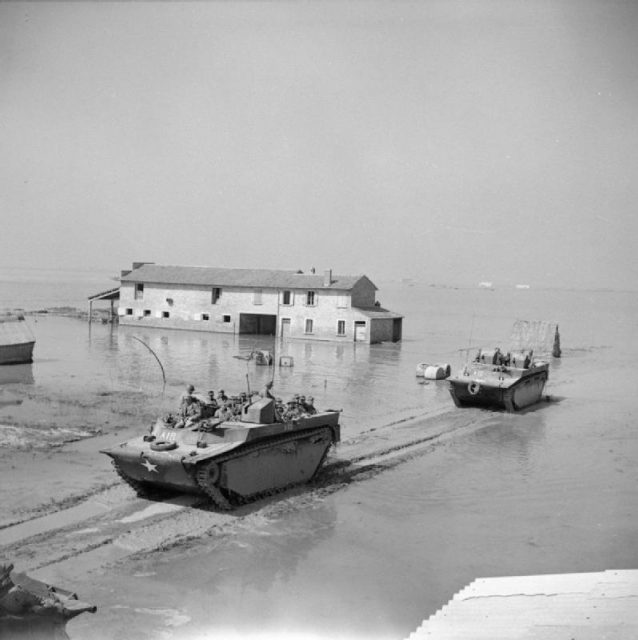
[120, 264, 372, 291]
[353, 306, 403, 319]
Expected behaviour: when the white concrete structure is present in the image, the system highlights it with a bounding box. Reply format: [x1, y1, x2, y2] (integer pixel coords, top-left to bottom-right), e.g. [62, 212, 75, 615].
[406, 569, 638, 639]
[117, 262, 402, 344]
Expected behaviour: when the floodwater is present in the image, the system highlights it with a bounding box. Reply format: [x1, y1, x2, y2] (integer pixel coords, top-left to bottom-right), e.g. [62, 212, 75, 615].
[1, 270, 637, 640]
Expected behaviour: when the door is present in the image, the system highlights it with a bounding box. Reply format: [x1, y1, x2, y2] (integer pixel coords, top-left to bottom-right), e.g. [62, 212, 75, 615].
[280, 318, 291, 338]
[239, 313, 276, 335]
[354, 321, 366, 342]
[392, 318, 402, 342]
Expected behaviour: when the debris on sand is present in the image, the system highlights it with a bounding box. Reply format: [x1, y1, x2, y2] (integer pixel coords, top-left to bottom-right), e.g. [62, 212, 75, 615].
[0, 559, 96, 638]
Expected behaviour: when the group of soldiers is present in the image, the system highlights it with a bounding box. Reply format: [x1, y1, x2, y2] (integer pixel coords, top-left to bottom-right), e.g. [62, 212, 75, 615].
[475, 347, 533, 369]
[276, 393, 317, 420]
[168, 383, 317, 428]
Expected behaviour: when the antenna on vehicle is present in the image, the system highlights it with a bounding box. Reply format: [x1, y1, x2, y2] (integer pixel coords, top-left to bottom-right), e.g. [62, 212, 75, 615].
[271, 332, 276, 385]
[465, 313, 476, 362]
[131, 336, 166, 390]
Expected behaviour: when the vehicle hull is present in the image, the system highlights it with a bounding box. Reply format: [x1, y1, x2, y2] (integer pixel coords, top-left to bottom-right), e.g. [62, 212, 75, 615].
[101, 410, 341, 507]
[448, 364, 549, 412]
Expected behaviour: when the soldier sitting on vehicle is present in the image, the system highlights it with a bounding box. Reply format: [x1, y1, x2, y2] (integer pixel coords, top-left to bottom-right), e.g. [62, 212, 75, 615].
[304, 396, 317, 415]
[175, 386, 203, 428]
[283, 399, 302, 421]
[200, 390, 219, 419]
[274, 397, 286, 422]
[217, 401, 235, 421]
[179, 384, 197, 403]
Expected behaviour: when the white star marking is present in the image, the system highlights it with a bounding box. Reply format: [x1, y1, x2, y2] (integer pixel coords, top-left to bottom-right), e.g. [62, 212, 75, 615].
[141, 458, 158, 473]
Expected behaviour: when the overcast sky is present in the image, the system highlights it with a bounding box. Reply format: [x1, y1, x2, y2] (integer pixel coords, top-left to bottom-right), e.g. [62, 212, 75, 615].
[2, 1, 637, 289]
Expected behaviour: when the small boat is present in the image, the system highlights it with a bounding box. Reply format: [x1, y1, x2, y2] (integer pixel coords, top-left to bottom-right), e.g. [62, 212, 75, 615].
[0, 313, 36, 365]
[415, 362, 451, 380]
[448, 347, 549, 412]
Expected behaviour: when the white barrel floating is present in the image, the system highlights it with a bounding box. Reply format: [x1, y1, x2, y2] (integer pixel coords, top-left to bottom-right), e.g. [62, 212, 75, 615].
[416, 363, 451, 379]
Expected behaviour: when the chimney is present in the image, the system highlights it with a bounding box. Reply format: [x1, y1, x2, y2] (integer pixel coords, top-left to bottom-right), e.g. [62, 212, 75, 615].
[323, 269, 332, 287]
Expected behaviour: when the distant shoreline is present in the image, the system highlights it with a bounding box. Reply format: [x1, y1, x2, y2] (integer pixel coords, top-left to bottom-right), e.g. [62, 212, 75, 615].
[4, 306, 115, 322]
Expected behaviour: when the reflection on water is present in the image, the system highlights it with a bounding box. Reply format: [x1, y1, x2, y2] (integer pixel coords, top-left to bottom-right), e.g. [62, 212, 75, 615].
[111, 324, 447, 437]
[1, 312, 456, 449]
[7, 282, 635, 449]
[4, 283, 635, 452]
[79, 499, 339, 640]
[5, 283, 638, 640]
[0, 363, 34, 386]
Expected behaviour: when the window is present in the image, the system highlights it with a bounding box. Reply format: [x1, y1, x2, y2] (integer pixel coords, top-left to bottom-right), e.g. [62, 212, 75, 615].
[282, 290, 292, 305]
[211, 287, 221, 304]
[202, 313, 210, 321]
[162, 311, 170, 318]
[337, 320, 346, 336]
[134, 283, 144, 300]
[337, 295, 349, 308]
[305, 319, 314, 334]
[253, 289, 263, 305]
[125, 308, 133, 315]
[223, 315, 231, 323]
[306, 291, 316, 306]
[143, 309, 151, 317]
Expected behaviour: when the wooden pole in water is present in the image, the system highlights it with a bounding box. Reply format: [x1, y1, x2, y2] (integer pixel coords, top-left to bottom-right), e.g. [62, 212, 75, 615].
[552, 325, 562, 358]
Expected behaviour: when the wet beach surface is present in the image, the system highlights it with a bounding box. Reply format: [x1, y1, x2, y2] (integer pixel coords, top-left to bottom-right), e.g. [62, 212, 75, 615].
[1, 285, 637, 639]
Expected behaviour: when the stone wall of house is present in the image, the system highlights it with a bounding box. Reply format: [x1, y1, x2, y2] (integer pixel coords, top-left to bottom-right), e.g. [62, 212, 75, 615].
[118, 281, 377, 342]
[350, 278, 376, 307]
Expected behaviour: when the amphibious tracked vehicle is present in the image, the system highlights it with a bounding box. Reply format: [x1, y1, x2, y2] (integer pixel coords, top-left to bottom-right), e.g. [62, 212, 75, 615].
[448, 347, 549, 412]
[101, 396, 340, 509]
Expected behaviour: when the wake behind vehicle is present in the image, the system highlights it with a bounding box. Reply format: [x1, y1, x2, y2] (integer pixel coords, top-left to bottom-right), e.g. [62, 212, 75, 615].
[101, 394, 340, 509]
[448, 347, 549, 412]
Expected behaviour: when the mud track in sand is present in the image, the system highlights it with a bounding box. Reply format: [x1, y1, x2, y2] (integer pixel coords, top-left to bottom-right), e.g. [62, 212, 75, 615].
[0, 408, 483, 579]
